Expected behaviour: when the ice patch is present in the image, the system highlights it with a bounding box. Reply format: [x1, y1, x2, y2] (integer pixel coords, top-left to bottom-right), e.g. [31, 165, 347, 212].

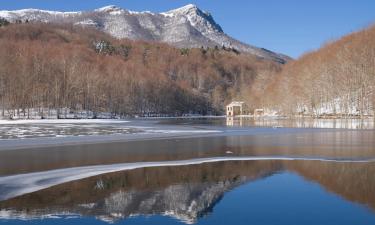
[0, 119, 129, 125]
[0, 156, 374, 201]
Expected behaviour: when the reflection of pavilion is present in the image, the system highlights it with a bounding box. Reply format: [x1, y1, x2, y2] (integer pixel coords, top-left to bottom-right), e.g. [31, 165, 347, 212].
[227, 117, 239, 126]
[226, 117, 255, 127]
[226, 117, 246, 126]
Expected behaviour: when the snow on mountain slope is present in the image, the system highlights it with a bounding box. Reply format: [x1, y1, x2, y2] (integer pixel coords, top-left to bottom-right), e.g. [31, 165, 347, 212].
[0, 8, 81, 22]
[0, 4, 290, 63]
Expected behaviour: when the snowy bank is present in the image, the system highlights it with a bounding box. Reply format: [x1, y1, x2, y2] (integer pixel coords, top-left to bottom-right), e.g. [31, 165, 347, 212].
[0, 119, 130, 125]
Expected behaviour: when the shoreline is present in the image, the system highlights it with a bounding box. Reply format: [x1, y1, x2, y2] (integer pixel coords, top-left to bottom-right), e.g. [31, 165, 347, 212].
[0, 115, 373, 123]
[0, 118, 373, 151]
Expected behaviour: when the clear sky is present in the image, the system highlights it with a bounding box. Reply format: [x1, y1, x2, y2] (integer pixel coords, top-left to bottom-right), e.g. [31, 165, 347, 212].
[1, 0, 375, 58]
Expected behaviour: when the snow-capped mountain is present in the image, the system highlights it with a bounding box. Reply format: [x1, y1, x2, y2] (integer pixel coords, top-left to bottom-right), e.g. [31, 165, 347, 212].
[0, 4, 290, 63]
[0, 179, 249, 224]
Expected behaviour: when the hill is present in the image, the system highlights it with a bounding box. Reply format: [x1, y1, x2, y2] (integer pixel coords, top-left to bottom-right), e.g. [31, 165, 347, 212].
[0, 23, 282, 118]
[249, 24, 375, 117]
[0, 4, 290, 64]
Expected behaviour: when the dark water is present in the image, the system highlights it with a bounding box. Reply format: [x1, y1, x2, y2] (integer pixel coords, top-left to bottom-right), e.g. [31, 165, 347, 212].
[0, 119, 375, 224]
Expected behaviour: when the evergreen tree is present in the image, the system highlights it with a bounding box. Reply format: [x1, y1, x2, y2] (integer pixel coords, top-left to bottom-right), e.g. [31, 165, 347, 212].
[0, 18, 10, 27]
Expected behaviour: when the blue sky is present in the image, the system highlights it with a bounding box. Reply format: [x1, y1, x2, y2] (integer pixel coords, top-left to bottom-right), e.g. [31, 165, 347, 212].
[1, 0, 375, 58]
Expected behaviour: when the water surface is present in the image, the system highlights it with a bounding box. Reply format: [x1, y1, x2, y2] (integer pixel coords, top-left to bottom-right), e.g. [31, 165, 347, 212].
[0, 118, 374, 224]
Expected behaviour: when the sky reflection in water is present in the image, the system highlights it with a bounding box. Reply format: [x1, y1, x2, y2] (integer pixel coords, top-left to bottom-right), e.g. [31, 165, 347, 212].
[1, 119, 375, 224]
[1, 160, 375, 225]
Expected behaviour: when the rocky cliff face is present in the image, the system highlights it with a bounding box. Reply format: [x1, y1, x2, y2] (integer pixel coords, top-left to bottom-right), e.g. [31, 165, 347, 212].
[0, 4, 290, 63]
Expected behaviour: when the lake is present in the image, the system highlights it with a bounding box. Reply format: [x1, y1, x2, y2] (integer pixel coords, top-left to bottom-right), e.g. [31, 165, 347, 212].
[0, 118, 375, 224]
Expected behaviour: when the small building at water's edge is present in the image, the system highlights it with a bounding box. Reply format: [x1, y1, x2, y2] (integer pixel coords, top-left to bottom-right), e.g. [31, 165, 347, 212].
[226, 101, 250, 117]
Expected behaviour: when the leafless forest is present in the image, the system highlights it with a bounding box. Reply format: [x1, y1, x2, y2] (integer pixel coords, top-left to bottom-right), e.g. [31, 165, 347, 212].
[0, 22, 374, 118]
[252, 24, 375, 117]
[0, 23, 280, 118]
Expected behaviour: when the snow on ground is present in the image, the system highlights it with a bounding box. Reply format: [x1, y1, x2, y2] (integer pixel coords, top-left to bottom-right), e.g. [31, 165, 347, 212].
[0, 119, 129, 125]
[0, 156, 374, 201]
[296, 96, 374, 117]
[0, 108, 123, 120]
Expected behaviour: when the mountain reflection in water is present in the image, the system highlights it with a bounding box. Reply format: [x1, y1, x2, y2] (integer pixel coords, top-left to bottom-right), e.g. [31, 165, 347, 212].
[1, 119, 375, 224]
[1, 160, 375, 224]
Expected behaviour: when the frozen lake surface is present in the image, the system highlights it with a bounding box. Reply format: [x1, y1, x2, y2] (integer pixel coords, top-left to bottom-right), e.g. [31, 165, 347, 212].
[0, 118, 375, 224]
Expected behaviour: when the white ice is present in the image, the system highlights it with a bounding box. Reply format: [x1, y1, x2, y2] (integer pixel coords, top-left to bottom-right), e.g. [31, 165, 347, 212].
[0, 119, 130, 125]
[0, 156, 374, 201]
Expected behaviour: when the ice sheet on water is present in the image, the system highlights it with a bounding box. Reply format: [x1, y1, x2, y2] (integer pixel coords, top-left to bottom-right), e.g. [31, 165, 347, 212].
[0, 156, 374, 201]
[0, 119, 129, 125]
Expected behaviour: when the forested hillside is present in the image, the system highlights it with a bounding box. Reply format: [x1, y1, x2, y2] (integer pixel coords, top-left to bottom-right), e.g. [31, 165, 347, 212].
[0, 23, 281, 118]
[253, 24, 375, 117]
[1, 21, 372, 119]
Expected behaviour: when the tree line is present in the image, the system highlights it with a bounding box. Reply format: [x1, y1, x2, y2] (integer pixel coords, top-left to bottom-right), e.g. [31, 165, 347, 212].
[0, 23, 281, 118]
[4, 21, 370, 119]
[248, 24, 375, 117]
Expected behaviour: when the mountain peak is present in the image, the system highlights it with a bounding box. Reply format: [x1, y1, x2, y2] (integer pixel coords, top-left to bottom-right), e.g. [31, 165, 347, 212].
[95, 5, 122, 13]
[162, 4, 202, 16]
[160, 4, 223, 33]
[179, 4, 199, 11]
